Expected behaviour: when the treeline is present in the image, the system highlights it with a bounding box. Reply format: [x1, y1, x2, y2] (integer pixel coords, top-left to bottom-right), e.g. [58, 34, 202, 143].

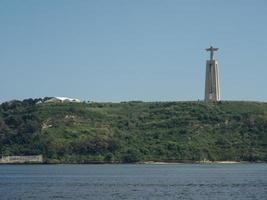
[0, 99, 267, 163]
[0, 99, 42, 156]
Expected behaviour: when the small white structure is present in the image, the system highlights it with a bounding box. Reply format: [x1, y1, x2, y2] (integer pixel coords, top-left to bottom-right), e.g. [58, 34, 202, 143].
[0, 155, 43, 164]
[45, 97, 81, 103]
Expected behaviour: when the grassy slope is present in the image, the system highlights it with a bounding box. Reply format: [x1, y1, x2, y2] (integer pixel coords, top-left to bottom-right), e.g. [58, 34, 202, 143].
[1, 101, 267, 163]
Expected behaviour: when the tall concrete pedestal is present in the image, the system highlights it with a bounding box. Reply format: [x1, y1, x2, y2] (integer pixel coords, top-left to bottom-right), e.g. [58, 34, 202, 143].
[204, 46, 221, 102]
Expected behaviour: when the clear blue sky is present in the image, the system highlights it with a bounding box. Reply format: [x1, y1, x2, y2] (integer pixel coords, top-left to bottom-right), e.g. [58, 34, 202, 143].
[0, 0, 266, 102]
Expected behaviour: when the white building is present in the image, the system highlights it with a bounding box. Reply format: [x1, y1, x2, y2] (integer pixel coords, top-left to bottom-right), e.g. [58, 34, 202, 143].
[45, 97, 81, 103]
[0, 155, 43, 164]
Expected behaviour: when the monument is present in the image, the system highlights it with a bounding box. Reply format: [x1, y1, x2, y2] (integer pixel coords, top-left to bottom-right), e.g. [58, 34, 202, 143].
[204, 46, 221, 102]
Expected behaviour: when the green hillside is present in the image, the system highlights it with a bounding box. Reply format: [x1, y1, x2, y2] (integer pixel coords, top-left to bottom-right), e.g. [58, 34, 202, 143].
[0, 99, 267, 163]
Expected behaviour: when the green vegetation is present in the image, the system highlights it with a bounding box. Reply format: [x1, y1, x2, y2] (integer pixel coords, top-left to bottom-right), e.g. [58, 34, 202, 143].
[0, 99, 267, 163]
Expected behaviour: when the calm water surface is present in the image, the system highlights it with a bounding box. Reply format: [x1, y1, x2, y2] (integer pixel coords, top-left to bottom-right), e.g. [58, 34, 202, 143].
[0, 164, 266, 200]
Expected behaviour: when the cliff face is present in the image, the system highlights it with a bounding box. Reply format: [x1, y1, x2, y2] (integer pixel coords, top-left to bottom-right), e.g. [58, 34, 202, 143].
[0, 99, 267, 163]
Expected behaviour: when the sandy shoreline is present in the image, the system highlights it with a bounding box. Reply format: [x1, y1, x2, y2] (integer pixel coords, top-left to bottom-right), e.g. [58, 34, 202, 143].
[1, 160, 265, 165]
[142, 160, 248, 164]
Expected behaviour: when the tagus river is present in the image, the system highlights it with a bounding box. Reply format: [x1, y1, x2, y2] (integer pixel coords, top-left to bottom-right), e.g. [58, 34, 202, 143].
[0, 164, 266, 200]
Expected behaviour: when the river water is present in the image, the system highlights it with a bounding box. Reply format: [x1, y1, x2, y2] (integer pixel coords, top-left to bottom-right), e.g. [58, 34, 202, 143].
[0, 164, 266, 200]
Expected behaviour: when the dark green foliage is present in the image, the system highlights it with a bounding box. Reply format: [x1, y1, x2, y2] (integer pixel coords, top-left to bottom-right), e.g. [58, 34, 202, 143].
[0, 99, 267, 163]
[121, 148, 142, 163]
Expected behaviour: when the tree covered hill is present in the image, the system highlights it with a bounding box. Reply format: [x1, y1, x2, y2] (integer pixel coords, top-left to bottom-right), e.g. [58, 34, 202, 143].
[0, 99, 267, 163]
